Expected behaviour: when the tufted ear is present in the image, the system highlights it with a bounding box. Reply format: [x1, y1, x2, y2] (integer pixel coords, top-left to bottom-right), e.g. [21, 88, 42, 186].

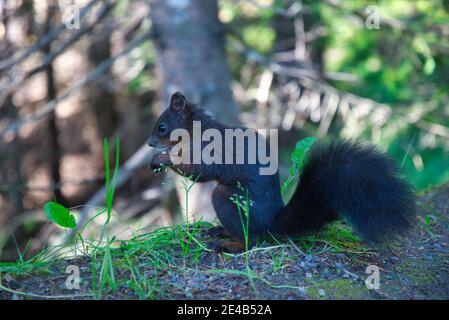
[169, 92, 187, 113]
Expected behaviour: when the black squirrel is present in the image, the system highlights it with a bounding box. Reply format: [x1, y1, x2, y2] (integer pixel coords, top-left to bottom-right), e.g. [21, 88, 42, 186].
[147, 92, 416, 251]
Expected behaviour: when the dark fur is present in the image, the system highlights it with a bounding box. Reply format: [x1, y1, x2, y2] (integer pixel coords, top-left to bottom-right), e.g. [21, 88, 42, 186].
[148, 92, 416, 247]
[274, 140, 416, 243]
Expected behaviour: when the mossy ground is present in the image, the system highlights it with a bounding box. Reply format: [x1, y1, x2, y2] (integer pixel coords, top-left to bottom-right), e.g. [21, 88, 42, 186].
[1, 183, 448, 300]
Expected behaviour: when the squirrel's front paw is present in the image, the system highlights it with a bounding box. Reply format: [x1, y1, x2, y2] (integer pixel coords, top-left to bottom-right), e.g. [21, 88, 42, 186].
[150, 159, 163, 171]
[150, 153, 169, 171]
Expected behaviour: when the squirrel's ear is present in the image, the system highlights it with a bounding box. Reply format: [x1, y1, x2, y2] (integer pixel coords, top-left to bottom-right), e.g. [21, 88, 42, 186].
[169, 92, 186, 113]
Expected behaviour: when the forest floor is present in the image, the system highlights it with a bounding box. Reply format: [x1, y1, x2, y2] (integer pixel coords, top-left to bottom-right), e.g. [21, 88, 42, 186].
[0, 183, 448, 300]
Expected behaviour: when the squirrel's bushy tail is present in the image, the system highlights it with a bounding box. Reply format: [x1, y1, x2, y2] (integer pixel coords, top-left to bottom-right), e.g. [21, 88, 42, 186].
[275, 140, 416, 242]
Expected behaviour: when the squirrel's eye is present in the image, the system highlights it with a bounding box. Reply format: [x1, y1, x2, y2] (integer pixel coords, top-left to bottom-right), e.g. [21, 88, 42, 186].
[158, 123, 168, 134]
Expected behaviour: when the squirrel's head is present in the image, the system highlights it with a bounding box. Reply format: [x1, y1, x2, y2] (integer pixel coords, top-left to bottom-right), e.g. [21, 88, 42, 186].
[147, 91, 194, 150]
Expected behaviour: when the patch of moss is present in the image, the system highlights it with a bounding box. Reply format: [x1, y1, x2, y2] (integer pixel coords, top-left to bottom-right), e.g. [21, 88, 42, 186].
[396, 259, 439, 287]
[295, 221, 370, 254]
[305, 278, 370, 300]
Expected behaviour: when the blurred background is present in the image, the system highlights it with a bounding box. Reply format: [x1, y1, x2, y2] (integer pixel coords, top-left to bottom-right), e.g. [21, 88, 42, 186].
[0, 0, 448, 261]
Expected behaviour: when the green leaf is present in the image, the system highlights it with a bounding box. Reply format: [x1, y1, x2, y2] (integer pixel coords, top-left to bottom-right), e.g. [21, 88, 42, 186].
[281, 137, 317, 194]
[43, 202, 77, 229]
[423, 58, 435, 75]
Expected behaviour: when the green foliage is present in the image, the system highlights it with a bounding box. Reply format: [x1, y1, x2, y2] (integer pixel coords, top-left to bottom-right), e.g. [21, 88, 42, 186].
[387, 128, 449, 189]
[230, 182, 256, 293]
[222, 0, 449, 190]
[37, 139, 121, 298]
[242, 25, 276, 53]
[104, 138, 120, 224]
[318, 0, 449, 189]
[97, 239, 116, 298]
[230, 182, 252, 252]
[296, 221, 368, 255]
[281, 137, 317, 193]
[43, 202, 76, 229]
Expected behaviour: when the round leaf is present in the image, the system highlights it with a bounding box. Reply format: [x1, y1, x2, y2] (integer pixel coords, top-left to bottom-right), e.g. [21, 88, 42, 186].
[44, 202, 77, 229]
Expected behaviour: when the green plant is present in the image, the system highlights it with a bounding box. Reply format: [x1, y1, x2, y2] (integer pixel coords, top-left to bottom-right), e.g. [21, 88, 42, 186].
[104, 138, 120, 225]
[423, 214, 439, 240]
[43, 202, 76, 229]
[229, 182, 257, 293]
[97, 237, 117, 298]
[270, 248, 286, 273]
[94, 138, 120, 297]
[230, 182, 252, 255]
[177, 170, 201, 225]
[281, 137, 317, 194]
[40, 138, 121, 298]
[295, 221, 368, 255]
[168, 169, 209, 260]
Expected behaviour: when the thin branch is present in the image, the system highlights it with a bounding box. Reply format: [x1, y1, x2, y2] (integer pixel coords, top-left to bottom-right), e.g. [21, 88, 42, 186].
[323, 0, 449, 38]
[414, 119, 449, 140]
[246, 0, 302, 18]
[228, 34, 380, 108]
[0, 0, 99, 72]
[0, 28, 152, 139]
[0, 0, 116, 104]
[0, 107, 149, 193]
[226, 0, 303, 18]
[230, 27, 449, 140]
[35, 0, 115, 76]
[67, 144, 160, 240]
[323, 0, 406, 30]
[0, 177, 105, 193]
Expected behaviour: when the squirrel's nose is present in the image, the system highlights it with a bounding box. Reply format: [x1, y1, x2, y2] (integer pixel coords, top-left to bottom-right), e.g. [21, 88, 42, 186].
[147, 137, 155, 147]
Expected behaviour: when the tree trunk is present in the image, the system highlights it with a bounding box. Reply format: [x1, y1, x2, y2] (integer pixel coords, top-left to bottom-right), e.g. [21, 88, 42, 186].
[149, 0, 239, 221]
[44, 1, 64, 203]
[87, 23, 118, 139]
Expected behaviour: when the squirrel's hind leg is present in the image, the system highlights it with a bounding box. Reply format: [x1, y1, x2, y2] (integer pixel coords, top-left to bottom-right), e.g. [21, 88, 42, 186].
[207, 240, 246, 253]
[212, 184, 260, 249]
